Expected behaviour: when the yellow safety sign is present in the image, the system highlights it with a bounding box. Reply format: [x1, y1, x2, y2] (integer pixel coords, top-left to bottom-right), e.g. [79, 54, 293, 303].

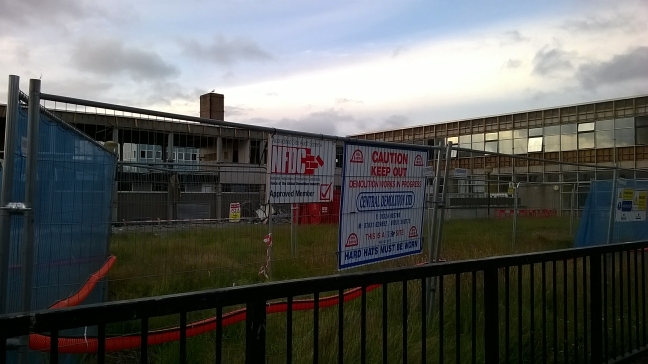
[637, 191, 647, 211]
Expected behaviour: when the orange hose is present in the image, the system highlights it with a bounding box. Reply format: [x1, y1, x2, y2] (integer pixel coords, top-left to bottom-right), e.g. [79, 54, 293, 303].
[29, 284, 382, 353]
[30, 258, 428, 353]
[49, 256, 117, 309]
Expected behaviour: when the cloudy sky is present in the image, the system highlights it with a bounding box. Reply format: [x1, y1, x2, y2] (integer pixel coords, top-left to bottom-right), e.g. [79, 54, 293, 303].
[1, 0, 647, 136]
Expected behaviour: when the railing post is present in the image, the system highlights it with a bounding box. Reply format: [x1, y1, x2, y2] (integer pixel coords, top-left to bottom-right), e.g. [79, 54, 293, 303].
[246, 299, 266, 364]
[484, 267, 499, 364]
[590, 253, 603, 364]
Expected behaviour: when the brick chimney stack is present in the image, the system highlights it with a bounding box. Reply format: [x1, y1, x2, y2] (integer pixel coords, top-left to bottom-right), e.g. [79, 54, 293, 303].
[199, 92, 224, 120]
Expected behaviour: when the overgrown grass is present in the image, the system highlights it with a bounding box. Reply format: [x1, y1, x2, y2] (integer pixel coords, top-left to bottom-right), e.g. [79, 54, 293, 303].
[108, 217, 574, 299]
[100, 217, 590, 363]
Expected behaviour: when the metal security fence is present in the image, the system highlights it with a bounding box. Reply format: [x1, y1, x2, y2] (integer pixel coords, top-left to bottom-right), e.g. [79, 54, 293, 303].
[0, 77, 116, 315]
[0, 77, 117, 363]
[11, 75, 648, 363]
[20, 85, 447, 305]
[430, 145, 648, 259]
[7, 75, 636, 307]
[2, 241, 648, 364]
[576, 179, 648, 248]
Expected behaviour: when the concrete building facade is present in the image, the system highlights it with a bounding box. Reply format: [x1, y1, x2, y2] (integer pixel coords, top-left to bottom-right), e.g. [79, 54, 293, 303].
[349, 95, 648, 215]
[2, 92, 648, 220]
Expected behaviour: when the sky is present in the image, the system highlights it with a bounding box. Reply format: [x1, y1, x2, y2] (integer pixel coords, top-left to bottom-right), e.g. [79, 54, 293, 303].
[0, 0, 647, 137]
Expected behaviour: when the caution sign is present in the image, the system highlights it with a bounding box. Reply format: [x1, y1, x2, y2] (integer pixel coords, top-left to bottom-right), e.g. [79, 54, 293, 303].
[267, 134, 336, 203]
[338, 142, 428, 270]
[616, 188, 647, 222]
[229, 202, 241, 222]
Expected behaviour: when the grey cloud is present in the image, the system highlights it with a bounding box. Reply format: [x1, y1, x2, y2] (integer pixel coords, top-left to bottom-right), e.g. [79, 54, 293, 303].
[266, 92, 278, 97]
[499, 31, 529, 46]
[392, 46, 406, 58]
[9, 44, 30, 62]
[181, 35, 272, 65]
[222, 71, 236, 81]
[562, 16, 637, 33]
[503, 59, 522, 69]
[532, 47, 575, 76]
[0, 0, 86, 24]
[144, 82, 204, 106]
[0, 0, 134, 28]
[72, 38, 179, 81]
[335, 98, 362, 105]
[225, 105, 254, 117]
[44, 78, 114, 100]
[247, 109, 368, 136]
[503, 31, 527, 43]
[381, 115, 410, 129]
[576, 47, 648, 89]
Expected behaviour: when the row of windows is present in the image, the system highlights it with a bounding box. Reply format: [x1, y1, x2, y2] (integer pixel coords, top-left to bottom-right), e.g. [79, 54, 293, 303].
[118, 182, 260, 193]
[446, 117, 648, 154]
[133, 150, 198, 161]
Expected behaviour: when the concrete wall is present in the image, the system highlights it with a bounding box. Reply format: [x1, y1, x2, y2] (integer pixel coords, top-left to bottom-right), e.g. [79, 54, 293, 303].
[219, 165, 265, 184]
[517, 185, 561, 210]
[117, 191, 263, 221]
[238, 139, 250, 164]
[443, 207, 491, 220]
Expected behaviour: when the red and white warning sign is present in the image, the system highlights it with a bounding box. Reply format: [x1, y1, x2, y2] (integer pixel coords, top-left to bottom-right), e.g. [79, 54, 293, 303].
[350, 149, 364, 163]
[267, 134, 336, 203]
[338, 143, 428, 270]
[345, 233, 359, 247]
[408, 226, 419, 238]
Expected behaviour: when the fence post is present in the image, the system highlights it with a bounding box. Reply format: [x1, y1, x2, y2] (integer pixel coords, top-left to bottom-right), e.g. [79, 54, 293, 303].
[245, 299, 267, 364]
[18, 79, 41, 364]
[434, 141, 452, 263]
[428, 145, 443, 265]
[267, 201, 273, 280]
[291, 203, 296, 257]
[484, 267, 500, 363]
[590, 253, 603, 364]
[0, 75, 20, 315]
[428, 142, 452, 318]
[606, 167, 618, 245]
[512, 182, 518, 250]
[21, 79, 41, 314]
[570, 183, 576, 237]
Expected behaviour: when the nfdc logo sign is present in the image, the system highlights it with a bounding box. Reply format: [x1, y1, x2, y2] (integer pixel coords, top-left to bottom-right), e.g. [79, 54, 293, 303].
[267, 135, 336, 204]
[271, 146, 325, 175]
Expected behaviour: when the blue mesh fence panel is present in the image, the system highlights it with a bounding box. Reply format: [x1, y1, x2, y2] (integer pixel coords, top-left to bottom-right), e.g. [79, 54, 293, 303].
[3, 105, 116, 314]
[575, 179, 648, 247]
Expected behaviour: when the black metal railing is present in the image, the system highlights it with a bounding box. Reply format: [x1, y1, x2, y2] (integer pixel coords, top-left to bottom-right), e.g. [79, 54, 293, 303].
[2, 241, 648, 364]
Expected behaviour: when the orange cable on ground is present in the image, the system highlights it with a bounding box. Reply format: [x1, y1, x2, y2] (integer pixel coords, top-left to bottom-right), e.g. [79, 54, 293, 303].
[29, 284, 382, 353]
[29, 256, 428, 354]
[48, 255, 117, 309]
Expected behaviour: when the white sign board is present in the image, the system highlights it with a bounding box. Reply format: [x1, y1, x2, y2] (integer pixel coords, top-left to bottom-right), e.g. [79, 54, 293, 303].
[338, 143, 428, 270]
[267, 134, 336, 203]
[615, 188, 647, 222]
[454, 168, 468, 178]
[423, 166, 435, 177]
